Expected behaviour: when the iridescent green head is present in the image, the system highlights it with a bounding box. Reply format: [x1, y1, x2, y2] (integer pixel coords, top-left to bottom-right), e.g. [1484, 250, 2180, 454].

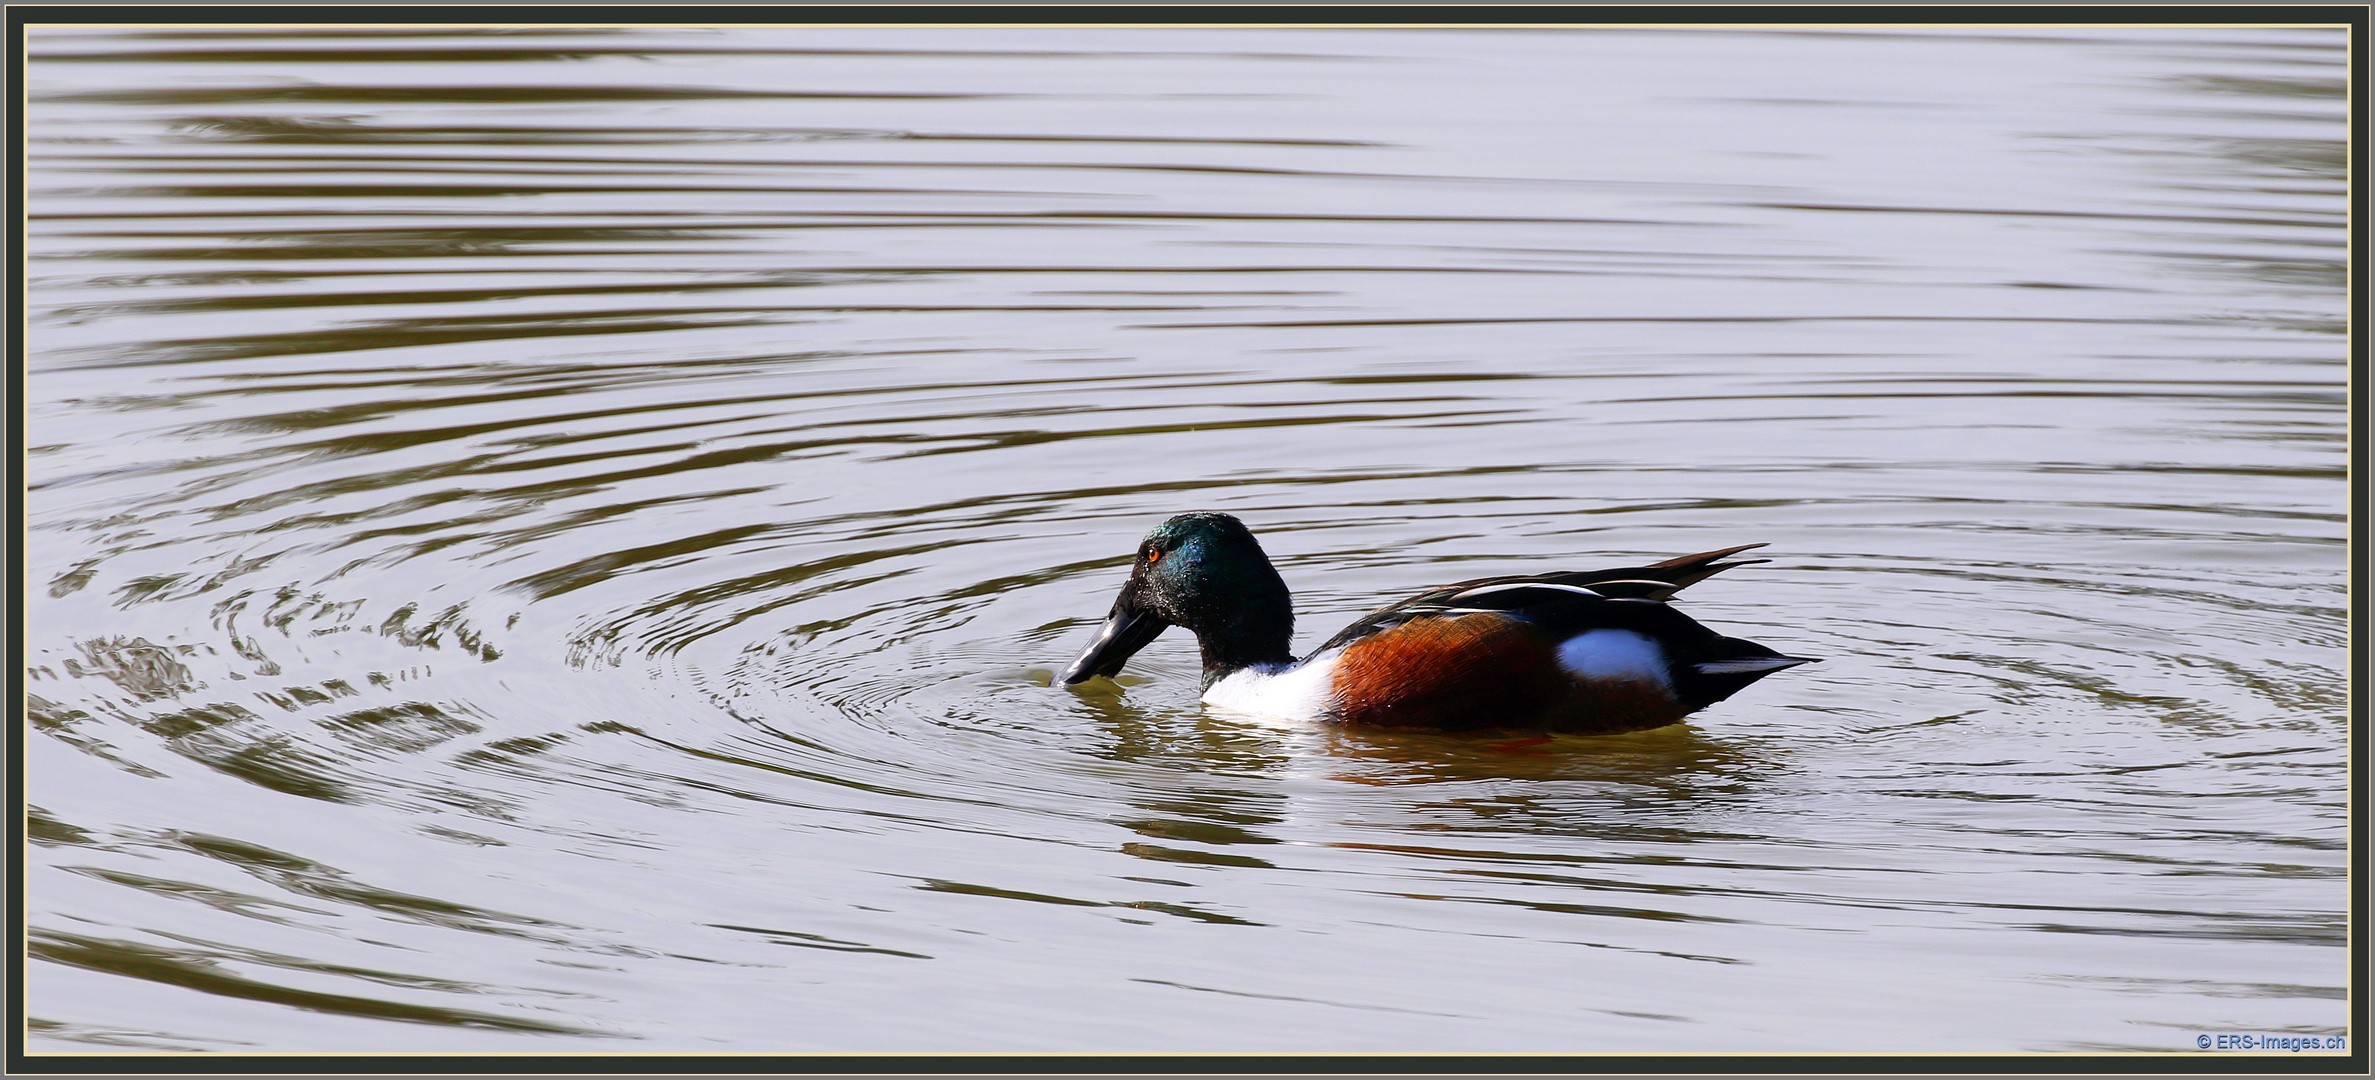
[1060, 512, 1296, 688]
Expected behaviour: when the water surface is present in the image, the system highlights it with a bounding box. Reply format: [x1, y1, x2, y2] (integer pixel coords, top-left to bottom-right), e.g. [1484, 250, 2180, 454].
[22, 23, 2350, 1054]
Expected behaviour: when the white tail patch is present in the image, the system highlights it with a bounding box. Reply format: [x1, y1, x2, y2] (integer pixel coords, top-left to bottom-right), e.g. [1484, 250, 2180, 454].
[1556, 629, 1673, 693]
[1694, 657, 1810, 676]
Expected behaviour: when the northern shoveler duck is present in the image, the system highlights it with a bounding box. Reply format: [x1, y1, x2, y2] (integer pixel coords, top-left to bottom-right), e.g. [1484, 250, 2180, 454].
[1060, 512, 1814, 733]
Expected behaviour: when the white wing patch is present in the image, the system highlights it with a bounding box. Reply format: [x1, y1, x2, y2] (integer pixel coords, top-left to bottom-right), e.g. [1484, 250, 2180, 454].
[1555, 629, 1673, 693]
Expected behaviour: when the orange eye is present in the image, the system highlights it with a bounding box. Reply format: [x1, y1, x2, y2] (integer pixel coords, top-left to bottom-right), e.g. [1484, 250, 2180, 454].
[1145, 550, 1161, 564]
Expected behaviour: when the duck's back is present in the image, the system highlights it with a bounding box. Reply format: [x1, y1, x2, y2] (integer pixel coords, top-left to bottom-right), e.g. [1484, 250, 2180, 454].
[1217, 545, 1809, 733]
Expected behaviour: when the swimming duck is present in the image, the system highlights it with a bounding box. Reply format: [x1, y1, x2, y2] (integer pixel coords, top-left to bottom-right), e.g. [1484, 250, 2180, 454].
[1060, 512, 1813, 733]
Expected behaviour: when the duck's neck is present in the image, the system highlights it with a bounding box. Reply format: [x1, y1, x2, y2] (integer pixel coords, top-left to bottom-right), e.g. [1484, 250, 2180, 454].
[1193, 601, 1297, 690]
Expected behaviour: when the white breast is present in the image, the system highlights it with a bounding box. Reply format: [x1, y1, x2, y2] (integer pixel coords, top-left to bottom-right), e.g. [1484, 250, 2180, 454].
[1200, 650, 1343, 724]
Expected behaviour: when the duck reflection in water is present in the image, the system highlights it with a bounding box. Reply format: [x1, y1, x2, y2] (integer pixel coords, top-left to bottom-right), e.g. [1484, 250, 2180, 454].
[1303, 719, 1777, 794]
[1063, 512, 1814, 735]
[1066, 669, 1297, 776]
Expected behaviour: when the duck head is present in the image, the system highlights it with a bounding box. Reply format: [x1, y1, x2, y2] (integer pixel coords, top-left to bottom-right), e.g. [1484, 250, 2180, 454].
[1060, 512, 1296, 689]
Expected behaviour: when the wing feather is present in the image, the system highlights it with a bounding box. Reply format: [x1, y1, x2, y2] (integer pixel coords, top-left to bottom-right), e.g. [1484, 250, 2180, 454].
[1308, 543, 1775, 656]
